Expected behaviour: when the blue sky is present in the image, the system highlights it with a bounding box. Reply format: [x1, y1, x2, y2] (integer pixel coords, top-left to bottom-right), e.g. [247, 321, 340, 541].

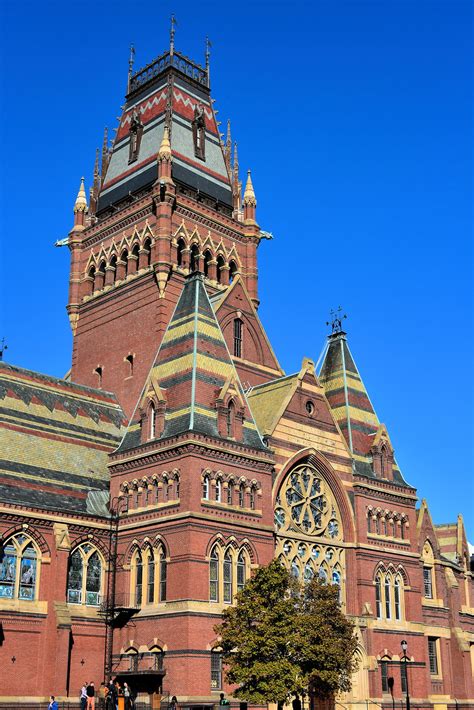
[0, 0, 472, 537]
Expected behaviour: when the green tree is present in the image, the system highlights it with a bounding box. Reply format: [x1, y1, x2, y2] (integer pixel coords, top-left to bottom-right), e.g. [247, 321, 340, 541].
[215, 560, 358, 705]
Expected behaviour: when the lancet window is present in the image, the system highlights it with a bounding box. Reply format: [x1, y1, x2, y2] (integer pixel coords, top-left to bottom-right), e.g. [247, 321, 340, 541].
[275, 461, 345, 605]
[67, 543, 102, 606]
[374, 567, 405, 621]
[209, 544, 250, 603]
[131, 543, 167, 607]
[0, 534, 39, 601]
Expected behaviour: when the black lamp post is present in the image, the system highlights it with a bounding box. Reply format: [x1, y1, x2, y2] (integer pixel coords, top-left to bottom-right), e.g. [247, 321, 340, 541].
[401, 640, 410, 710]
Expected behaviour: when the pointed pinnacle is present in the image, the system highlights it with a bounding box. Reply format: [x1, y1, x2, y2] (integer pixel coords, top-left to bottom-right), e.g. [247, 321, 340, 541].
[233, 141, 239, 170]
[226, 119, 232, 151]
[74, 177, 88, 213]
[102, 127, 108, 153]
[158, 125, 172, 161]
[94, 148, 100, 178]
[243, 170, 257, 207]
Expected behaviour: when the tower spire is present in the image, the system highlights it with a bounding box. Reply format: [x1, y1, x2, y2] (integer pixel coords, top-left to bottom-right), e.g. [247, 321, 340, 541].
[232, 141, 241, 216]
[170, 14, 177, 56]
[127, 44, 135, 93]
[205, 36, 211, 88]
[243, 170, 257, 223]
[224, 119, 232, 172]
[101, 127, 109, 180]
[73, 177, 87, 226]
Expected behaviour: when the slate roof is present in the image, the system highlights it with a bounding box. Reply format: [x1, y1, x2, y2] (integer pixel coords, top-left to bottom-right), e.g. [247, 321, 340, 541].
[318, 332, 410, 486]
[0, 363, 126, 514]
[117, 273, 266, 453]
[247, 373, 300, 435]
[98, 51, 232, 213]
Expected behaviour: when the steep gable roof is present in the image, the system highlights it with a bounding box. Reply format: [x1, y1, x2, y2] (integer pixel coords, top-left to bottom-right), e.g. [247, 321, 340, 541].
[117, 273, 266, 452]
[318, 331, 410, 486]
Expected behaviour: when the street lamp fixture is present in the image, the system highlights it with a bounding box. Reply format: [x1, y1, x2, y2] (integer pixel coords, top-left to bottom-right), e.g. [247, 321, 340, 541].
[400, 640, 410, 710]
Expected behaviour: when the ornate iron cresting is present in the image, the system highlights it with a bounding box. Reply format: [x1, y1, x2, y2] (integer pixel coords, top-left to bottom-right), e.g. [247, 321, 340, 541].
[326, 306, 347, 335]
[129, 50, 208, 93]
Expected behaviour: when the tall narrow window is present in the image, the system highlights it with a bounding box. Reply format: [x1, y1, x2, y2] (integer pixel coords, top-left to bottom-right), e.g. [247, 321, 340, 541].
[190, 244, 199, 272]
[203, 476, 210, 500]
[227, 482, 234, 505]
[210, 547, 219, 602]
[215, 479, 222, 503]
[125, 354, 134, 377]
[400, 519, 405, 539]
[211, 651, 222, 690]
[94, 366, 103, 388]
[109, 255, 117, 283]
[375, 574, 382, 619]
[67, 543, 102, 606]
[192, 105, 206, 160]
[423, 567, 433, 598]
[159, 556, 167, 602]
[394, 576, 401, 620]
[229, 260, 237, 283]
[384, 575, 392, 619]
[203, 250, 212, 277]
[177, 238, 185, 267]
[223, 551, 232, 603]
[367, 514, 372, 534]
[249, 486, 256, 510]
[144, 237, 152, 267]
[381, 659, 389, 692]
[121, 249, 129, 277]
[239, 483, 245, 508]
[227, 400, 235, 437]
[233, 318, 243, 358]
[216, 255, 225, 284]
[149, 402, 156, 440]
[375, 516, 380, 535]
[135, 551, 143, 607]
[147, 553, 155, 604]
[400, 661, 407, 693]
[88, 266, 96, 295]
[237, 551, 246, 592]
[85, 551, 101, 606]
[428, 637, 439, 675]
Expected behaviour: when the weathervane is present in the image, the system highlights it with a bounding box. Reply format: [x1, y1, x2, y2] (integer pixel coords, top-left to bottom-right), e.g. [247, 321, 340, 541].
[326, 307, 347, 334]
[0, 337, 8, 362]
[170, 14, 177, 56]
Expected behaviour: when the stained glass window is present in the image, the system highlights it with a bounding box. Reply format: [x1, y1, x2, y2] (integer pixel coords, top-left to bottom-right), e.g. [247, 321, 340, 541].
[67, 543, 102, 606]
[210, 547, 219, 602]
[135, 551, 143, 607]
[0, 536, 38, 602]
[223, 552, 232, 603]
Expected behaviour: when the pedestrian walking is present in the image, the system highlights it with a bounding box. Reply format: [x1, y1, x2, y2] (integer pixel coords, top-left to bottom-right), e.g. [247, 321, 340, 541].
[123, 681, 132, 710]
[169, 695, 178, 710]
[86, 680, 96, 710]
[219, 693, 230, 708]
[80, 682, 88, 710]
[48, 696, 59, 710]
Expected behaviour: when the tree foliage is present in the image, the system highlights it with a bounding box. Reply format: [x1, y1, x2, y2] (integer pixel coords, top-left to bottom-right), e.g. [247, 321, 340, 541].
[215, 560, 358, 705]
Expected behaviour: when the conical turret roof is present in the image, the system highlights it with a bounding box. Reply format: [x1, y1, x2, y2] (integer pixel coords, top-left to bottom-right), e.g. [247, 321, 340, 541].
[117, 273, 266, 452]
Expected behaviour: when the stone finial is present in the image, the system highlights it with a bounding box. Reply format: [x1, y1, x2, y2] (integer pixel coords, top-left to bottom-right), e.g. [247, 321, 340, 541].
[243, 170, 257, 207]
[73, 178, 87, 213]
[158, 125, 172, 161]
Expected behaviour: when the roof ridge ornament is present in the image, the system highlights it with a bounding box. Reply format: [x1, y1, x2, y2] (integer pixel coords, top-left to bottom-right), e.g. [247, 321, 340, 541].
[326, 306, 347, 335]
[170, 14, 177, 56]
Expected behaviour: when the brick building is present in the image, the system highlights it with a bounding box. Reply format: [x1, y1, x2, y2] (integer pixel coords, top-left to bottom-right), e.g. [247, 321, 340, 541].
[1, 34, 473, 710]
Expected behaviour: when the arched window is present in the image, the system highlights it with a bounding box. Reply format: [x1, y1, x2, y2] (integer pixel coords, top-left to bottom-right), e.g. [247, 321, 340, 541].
[211, 649, 222, 690]
[121, 249, 129, 277]
[203, 475, 210, 500]
[190, 244, 199, 272]
[110, 254, 117, 283]
[144, 237, 152, 266]
[394, 575, 402, 620]
[149, 401, 156, 440]
[216, 255, 225, 284]
[229, 260, 238, 283]
[423, 541, 435, 599]
[210, 546, 219, 602]
[381, 515, 387, 536]
[223, 550, 232, 603]
[203, 250, 212, 277]
[94, 366, 103, 388]
[88, 265, 96, 295]
[367, 512, 372, 534]
[132, 243, 140, 263]
[215, 478, 222, 503]
[375, 573, 382, 619]
[239, 483, 245, 508]
[125, 354, 134, 377]
[177, 238, 185, 267]
[0, 534, 38, 601]
[147, 549, 155, 604]
[233, 318, 243, 358]
[159, 549, 167, 602]
[134, 550, 143, 606]
[237, 551, 246, 592]
[400, 518, 406, 540]
[227, 481, 234, 505]
[384, 574, 392, 619]
[227, 400, 235, 438]
[67, 543, 102, 606]
[375, 515, 380, 535]
[249, 486, 256, 511]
